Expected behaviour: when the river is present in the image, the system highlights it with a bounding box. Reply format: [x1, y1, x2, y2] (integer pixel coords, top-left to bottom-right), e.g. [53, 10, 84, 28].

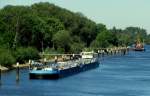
[0, 46, 150, 96]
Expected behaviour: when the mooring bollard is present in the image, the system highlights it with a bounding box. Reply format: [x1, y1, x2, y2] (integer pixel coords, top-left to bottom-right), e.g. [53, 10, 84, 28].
[55, 56, 57, 62]
[16, 62, 19, 82]
[29, 60, 31, 69]
[44, 58, 47, 64]
[98, 50, 100, 57]
[123, 49, 126, 55]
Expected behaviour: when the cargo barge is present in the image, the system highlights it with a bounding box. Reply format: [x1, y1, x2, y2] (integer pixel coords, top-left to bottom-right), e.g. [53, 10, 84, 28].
[29, 52, 99, 79]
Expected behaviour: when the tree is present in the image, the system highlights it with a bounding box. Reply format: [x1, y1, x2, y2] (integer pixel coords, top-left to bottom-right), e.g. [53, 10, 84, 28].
[0, 2, 149, 55]
[92, 30, 117, 48]
[0, 48, 15, 67]
[0, 5, 32, 49]
[96, 23, 107, 33]
[15, 47, 40, 63]
[52, 30, 72, 52]
[42, 17, 65, 48]
[79, 20, 97, 47]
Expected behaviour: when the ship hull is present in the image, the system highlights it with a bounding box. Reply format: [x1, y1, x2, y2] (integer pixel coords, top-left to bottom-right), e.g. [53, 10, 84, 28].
[133, 48, 145, 51]
[29, 69, 59, 79]
[29, 61, 99, 79]
[30, 73, 59, 79]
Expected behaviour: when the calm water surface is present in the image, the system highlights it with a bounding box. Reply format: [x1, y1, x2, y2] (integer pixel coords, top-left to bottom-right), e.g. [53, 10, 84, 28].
[1, 46, 150, 96]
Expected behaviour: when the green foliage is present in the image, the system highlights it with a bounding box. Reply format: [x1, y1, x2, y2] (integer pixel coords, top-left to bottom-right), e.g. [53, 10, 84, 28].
[96, 23, 107, 33]
[52, 30, 72, 52]
[79, 20, 97, 46]
[109, 27, 148, 46]
[15, 47, 40, 63]
[70, 42, 85, 53]
[44, 48, 58, 54]
[0, 2, 149, 60]
[0, 48, 15, 67]
[92, 30, 116, 48]
[145, 34, 150, 44]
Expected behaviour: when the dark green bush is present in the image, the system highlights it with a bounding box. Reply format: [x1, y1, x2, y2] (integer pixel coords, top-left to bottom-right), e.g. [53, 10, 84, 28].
[0, 48, 16, 68]
[44, 48, 58, 54]
[70, 43, 84, 53]
[15, 47, 40, 63]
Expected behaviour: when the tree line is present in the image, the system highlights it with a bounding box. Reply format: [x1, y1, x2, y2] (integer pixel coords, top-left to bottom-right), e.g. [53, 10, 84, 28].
[0, 2, 149, 67]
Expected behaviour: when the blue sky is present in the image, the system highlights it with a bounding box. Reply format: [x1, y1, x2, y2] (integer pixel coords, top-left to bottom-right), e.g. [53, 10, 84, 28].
[0, 0, 150, 33]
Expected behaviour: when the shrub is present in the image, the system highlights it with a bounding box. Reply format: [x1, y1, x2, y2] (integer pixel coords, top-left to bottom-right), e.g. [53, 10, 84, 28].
[15, 47, 40, 63]
[70, 43, 84, 53]
[41, 48, 59, 60]
[0, 48, 16, 68]
[44, 48, 58, 54]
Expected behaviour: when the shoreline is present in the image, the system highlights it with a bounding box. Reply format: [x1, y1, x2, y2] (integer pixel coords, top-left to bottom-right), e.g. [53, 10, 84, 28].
[0, 66, 9, 71]
[1, 64, 29, 72]
[13, 63, 29, 68]
[0, 47, 128, 72]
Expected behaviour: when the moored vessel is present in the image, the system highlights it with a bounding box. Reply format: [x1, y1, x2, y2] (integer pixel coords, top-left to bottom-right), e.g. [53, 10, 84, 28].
[29, 51, 99, 79]
[133, 35, 145, 51]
